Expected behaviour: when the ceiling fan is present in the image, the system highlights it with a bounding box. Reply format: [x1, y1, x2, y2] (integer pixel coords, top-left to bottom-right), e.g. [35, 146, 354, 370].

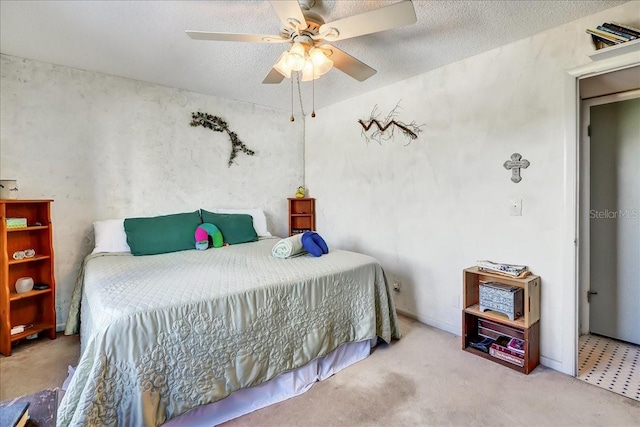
[186, 0, 417, 84]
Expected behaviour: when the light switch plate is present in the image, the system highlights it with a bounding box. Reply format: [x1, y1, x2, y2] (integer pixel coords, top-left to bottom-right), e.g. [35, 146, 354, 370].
[509, 198, 522, 216]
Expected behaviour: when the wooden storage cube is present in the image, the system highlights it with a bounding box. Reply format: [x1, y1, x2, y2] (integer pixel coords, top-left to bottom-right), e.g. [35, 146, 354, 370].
[463, 267, 540, 327]
[463, 314, 540, 374]
[462, 266, 540, 374]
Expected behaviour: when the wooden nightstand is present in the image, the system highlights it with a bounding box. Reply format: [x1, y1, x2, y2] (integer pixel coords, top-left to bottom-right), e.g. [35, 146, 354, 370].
[287, 198, 315, 236]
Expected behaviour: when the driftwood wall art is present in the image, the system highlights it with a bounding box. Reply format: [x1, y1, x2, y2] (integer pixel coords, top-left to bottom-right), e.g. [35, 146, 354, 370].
[190, 112, 256, 167]
[358, 102, 423, 145]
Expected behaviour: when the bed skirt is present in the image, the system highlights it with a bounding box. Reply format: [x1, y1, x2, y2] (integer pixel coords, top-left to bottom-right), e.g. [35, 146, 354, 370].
[164, 339, 375, 426]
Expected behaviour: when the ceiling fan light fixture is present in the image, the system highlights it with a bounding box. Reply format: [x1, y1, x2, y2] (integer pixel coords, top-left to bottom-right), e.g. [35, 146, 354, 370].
[309, 47, 333, 75]
[300, 60, 317, 81]
[285, 42, 307, 71]
[273, 51, 292, 78]
[189, 0, 417, 85]
[300, 49, 333, 81]
[289, 42, 306, 56]
[285, 53, 305, 72]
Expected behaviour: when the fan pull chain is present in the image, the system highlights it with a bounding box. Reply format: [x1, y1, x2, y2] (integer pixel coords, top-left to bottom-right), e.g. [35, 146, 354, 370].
[296, 72, 306, 117]
[290, 75, 294, 122]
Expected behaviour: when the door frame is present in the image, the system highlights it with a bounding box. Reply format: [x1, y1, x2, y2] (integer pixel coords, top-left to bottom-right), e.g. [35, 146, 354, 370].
[561, 50, 639, 376]
[578, 90, 640, 337]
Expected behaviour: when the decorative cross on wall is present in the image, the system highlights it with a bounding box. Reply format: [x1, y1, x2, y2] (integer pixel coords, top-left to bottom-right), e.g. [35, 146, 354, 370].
[503, 153, 530, 183]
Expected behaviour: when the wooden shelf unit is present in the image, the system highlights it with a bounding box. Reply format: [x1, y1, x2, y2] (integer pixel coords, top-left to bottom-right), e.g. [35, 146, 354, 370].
[0, 199, 56, 356]
[461, 267, 540, 374]
[288, 198, 315, 236]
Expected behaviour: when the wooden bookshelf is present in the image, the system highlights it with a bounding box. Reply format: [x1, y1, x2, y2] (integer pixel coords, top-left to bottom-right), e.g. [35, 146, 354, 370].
[0, 200, 56, 356]
[461, 267, 540, 374]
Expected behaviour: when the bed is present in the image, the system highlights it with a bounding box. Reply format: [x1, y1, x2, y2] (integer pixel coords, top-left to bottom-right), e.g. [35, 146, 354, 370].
[58, 237, 400, 426]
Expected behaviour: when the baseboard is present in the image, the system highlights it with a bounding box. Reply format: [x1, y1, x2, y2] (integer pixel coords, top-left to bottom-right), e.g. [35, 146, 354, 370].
[396, 308, 460, 337]
[397, 309, 567, 374]
[56, 322, 66, 332]
[540, 355, 564, 373]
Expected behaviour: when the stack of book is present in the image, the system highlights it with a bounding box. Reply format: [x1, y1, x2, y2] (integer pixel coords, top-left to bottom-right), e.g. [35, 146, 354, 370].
[468, 319, 527, 367]
[586, 22, 640, 49]
[291, 228, 311, 234]
[489, 335, 525, 367]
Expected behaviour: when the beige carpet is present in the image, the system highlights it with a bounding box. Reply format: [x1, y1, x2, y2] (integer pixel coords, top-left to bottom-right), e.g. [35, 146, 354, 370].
[1, 316, 639, 426]
[0, 333, 79, 401]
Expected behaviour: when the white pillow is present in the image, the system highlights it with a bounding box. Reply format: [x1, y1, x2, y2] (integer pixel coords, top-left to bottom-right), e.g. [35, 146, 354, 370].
[92, 219, 131, 254]
[209, 208, 272, 237]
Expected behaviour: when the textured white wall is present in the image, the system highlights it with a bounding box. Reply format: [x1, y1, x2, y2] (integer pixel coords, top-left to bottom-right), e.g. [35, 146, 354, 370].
[305, 2, 639, 374]
[0, 55, 304, 327]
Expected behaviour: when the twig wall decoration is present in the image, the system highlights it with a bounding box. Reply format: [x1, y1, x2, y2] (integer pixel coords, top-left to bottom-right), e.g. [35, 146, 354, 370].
[358, 101, 423, 145]
[190, 112, 256, 167]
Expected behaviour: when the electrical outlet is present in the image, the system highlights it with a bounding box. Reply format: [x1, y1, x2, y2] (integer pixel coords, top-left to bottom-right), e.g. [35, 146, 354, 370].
[392, 280, 401, 292]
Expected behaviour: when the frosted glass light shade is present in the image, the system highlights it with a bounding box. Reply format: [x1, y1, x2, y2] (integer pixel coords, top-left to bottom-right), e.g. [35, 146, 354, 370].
[309, 48, 333, 75]
[301, 48, 333, 81]
[301, 60, 317, 81]
[286, 43, 306, 71]
[273, 51, 292, 78]
[274, 44, 333, 81]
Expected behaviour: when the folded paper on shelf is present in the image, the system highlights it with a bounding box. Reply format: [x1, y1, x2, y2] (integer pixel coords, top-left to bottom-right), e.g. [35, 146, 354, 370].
[477, 260, 530, 278]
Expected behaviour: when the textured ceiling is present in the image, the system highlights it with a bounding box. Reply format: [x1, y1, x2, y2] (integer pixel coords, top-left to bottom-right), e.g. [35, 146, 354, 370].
[0, 1, 627, 112]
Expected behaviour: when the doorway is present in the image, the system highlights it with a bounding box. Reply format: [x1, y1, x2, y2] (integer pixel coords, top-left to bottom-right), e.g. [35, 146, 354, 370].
[577, 83, 640, 401]
[587, 97, 639, 344]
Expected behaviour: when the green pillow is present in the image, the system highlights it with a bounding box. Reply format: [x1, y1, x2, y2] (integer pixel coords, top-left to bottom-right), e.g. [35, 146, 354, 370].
[124, 211, 202, 256]
[200, 210, 258, 245]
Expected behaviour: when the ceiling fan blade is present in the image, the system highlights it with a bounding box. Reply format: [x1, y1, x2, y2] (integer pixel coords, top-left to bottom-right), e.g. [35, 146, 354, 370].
[269, 0, 308, 31]
[322, 45, 376, 82]
[262, 68, 286, 84]
[186, 31, 289, 43]
[319, 0, 416, 42]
